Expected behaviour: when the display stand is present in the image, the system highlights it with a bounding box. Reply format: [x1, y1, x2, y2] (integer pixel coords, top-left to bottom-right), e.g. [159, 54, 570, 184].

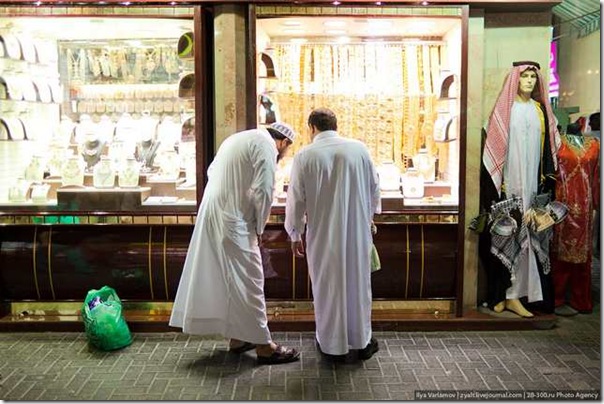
[57, 186, 151, 210]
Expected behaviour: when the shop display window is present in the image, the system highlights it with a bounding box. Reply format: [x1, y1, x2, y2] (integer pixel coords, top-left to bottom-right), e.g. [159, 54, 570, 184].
[256, 10, 463, 209]
[0, 13, 196, 212]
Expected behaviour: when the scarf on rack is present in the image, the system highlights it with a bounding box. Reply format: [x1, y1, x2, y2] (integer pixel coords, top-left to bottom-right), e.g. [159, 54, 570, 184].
[483, 63, 561, 197]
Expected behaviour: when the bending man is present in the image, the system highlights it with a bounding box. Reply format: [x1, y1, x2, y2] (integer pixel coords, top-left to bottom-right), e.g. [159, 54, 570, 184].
[170, 122, 300, 365]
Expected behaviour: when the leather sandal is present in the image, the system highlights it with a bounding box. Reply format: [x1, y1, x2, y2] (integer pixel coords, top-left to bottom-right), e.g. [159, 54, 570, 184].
[229, 341, 256, 354]
[257, 344, 300, 365]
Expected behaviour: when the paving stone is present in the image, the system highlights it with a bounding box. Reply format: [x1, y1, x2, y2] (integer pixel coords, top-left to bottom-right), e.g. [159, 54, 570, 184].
[368, 383, 391, 399]
[0, 302, 600, 401]
[302, 381, 320, 400]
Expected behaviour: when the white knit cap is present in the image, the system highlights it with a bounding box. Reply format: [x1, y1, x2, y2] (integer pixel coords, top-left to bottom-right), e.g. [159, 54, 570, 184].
[269, 122, 296, 142]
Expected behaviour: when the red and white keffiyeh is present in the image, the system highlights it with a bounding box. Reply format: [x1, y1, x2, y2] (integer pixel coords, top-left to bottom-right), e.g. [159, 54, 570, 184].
[483, 64, 561, 196]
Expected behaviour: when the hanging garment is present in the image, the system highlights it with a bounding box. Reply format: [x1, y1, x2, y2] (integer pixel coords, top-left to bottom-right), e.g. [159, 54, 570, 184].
[552, 135, 600, 312]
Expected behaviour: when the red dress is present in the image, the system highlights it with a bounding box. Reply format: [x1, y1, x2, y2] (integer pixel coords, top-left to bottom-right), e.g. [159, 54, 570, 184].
[552, 135, 600, 312]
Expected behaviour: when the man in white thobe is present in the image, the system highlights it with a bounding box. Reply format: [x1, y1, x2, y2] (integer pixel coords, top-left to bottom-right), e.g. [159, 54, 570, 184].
[285, 108, 381, 360]
[169, 122, 300, 365]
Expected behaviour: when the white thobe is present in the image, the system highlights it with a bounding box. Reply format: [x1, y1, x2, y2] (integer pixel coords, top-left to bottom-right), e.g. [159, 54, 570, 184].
[285, 131, 381, 355]
[169, 129, 277, 344]
[503, 99, 543, 302]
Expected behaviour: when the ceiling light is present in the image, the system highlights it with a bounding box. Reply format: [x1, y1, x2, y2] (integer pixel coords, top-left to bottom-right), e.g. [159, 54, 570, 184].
[325, 29, 346, 35]
[375, 1, 382, 4]
[282, 21, 302, 27]
[323, 20, 346, 28]
[333, 1, 341, 5]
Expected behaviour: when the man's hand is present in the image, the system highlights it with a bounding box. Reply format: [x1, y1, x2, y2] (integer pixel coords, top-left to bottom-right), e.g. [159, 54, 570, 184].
[257, 234, 263, 247]
[291, 240, 305, 258]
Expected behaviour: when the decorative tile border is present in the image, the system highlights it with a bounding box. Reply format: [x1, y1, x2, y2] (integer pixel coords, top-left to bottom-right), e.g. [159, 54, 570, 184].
[0, 215, 197, 225]
[0, 213, 455, 225]
[269, 213, 458, 224]
[0, 5, 194, 16]
[257, 5, 461, 17]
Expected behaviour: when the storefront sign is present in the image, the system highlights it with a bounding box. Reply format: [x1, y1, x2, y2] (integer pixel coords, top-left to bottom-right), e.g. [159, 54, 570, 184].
[549, 41, 559, 98]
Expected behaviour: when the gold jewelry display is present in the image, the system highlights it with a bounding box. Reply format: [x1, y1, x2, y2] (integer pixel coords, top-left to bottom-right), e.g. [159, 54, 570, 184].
[269, 42, 444, 172]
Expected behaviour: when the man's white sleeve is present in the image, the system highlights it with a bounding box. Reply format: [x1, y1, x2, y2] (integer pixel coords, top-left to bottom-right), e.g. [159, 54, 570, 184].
[285, 156, 306, 242]
[369, 153, 381, 215]
[250, 139, 276, 236]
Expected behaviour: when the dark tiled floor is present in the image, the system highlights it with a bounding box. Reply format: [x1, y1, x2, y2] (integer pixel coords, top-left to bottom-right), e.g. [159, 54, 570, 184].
[0, 303, 600, 400]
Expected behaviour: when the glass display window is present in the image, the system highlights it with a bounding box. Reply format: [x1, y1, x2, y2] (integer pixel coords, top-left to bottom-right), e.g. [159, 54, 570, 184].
[0, 11, 197, 213]
[256, 8, 464, 210]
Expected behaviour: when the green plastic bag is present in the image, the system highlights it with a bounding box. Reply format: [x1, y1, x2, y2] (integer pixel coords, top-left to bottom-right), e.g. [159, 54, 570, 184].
[82, 286, 132, 351]
[371, 243, 381, 273]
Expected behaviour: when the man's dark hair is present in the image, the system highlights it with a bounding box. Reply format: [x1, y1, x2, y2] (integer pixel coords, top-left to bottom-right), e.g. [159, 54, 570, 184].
[308, 108, 337, 132]
[267, 127, 290, 142]
[589, 112, 600, 131]
[566, 122, 582, 135]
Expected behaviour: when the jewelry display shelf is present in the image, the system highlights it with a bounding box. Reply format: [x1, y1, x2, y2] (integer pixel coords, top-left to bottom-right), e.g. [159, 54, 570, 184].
[141, 176, 186, 197]
[175, 184, 196, 201]
[57, 186, 151, 211]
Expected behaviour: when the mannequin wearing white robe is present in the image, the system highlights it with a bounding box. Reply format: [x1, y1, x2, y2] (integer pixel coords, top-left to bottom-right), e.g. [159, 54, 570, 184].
[169, 129, 277, 344]
[503, 99, 543, 302]
[285, 130, 381, 356]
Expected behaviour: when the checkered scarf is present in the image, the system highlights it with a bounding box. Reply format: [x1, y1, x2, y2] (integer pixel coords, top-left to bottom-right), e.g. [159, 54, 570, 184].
[489, 196, 528, 280]
[483, 64, 561, 197]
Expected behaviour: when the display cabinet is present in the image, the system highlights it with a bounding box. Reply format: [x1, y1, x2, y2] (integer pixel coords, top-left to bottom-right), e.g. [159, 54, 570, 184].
[0, 14, 197, 213]
[253, 6, 467, 312]
[1, 4, 469, 330]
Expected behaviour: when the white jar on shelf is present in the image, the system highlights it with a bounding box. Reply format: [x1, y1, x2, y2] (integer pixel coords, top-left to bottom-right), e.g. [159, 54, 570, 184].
[119, 157, 140, 188]
[402, 167, 424, 199]
[159, 149, 180, 180]
[377, 161, 401, 192]
[61, 155, 85, 187]
[48, 144, 68, 177]
[24, 155, 45, 183]
[93, 156, 116, 188]
[31, 184, 51, 204]
[8, 178, 30, 203]
[414, 147, 436, 183]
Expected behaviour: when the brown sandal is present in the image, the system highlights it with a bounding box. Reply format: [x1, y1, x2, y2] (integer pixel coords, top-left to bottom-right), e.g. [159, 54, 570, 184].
[257, 344, 300, 365]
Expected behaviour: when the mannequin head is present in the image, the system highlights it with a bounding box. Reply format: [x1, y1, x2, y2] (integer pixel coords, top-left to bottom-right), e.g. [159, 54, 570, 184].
[517, 68, 538, 101]
[512, 61, 541, 102]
